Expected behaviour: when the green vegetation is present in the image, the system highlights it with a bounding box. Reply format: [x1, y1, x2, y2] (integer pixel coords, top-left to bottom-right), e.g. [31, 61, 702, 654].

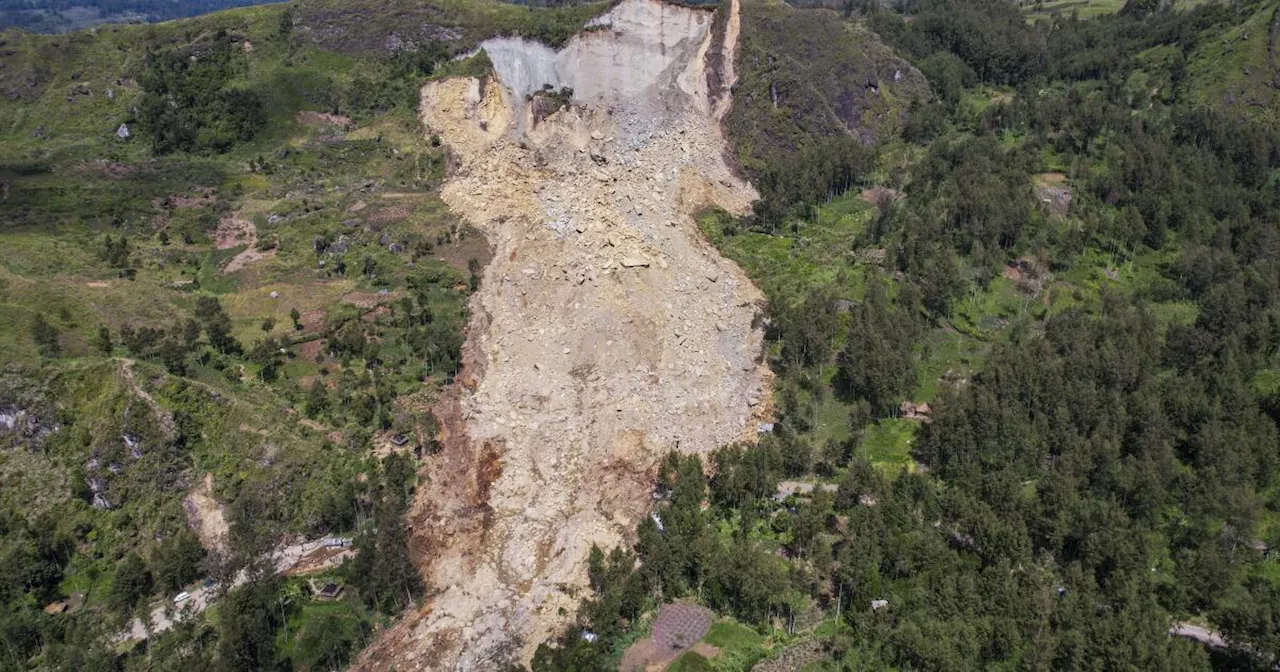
[535, 0, 1280, 669]
[0, 0, 529, 666]
[726, 0, 930, 176]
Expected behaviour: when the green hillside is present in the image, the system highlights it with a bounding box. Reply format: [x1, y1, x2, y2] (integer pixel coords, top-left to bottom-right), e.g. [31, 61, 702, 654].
[0, 0, 542, 668]
[535, 1, 1280, 670]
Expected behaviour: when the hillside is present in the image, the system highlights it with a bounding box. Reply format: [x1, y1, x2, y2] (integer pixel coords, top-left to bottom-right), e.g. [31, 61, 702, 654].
[0, 0, 275, 33]
[0, 1, 513, 668]
[1, 0, 1279, 669]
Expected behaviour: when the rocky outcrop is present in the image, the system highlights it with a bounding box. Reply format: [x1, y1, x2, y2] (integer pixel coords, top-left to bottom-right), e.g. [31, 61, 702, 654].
[352, 0, 770, 668]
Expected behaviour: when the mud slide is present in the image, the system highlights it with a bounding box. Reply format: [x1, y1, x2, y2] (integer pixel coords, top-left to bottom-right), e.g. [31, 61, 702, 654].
[354, 0, 770, 667]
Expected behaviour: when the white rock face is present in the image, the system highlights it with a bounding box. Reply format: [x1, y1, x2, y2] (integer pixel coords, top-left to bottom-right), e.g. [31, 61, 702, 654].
[352, 0, 766, 669]
[483, 0, 709, 104]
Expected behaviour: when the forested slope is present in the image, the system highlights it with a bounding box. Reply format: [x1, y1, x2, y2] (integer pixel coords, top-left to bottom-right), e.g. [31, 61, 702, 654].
[533, 0, 1280, 670]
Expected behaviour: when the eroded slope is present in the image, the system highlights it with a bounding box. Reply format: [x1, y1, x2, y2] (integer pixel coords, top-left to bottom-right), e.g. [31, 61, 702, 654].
[353, 0, 770, 668]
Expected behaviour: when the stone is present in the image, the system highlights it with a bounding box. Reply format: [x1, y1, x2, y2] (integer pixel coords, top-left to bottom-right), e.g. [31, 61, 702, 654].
[115, 123, 130, 139]
[621, 257, 650, 268]
[269, 291, 280, 299]
[590, 130, 604, 140]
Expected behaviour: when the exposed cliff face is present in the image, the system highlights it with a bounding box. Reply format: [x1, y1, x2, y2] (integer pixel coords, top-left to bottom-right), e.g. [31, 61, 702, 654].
[351, 0, 769, 668]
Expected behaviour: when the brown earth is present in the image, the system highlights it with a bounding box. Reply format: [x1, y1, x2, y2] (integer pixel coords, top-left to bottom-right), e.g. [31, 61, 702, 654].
[352, 0, 770, 668]
[214, 215, 275, 273]
[620, 603, 716, 671]
[183, 473, 229, 552]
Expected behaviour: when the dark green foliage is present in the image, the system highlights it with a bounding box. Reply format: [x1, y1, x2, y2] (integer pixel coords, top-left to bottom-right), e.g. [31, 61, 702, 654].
[833, 274, 919, 415]
[109, 552, 153, 616]
[247, 337, 284, 381]
[31, 314, 59, 358]
[153, 529, 206, 594]
[305, 378, 328, 418]
[195, 295, 240, 355]
[726, 0, 930, 177]
[749, 137, 875, 233]
[530, 626, 609, 672]
[293, 613, 355, 671]
[138, 32, 267, 154]
[217, 579, 281, 672]
[346, 454, 422, 614]
[870, 0, 1045, 85]
[99, 235, 132, 268]
[95, 325, 114, 355]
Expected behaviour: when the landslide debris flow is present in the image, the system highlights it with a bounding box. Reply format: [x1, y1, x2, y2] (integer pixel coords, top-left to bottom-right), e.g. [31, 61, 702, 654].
[355, 0, 770, 667]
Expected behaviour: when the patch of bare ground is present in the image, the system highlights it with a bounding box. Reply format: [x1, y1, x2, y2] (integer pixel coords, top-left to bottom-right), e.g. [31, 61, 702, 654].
[183, 473, 229, 552]
[366, 206, 414, 225]
[620, 603, 716, 671]
[858, 185, 903, 206]
[751, 639, 826, 672]
[1033, 172, 1072, 217]
[352, 0, 770, 668]
[215, 214, 275, 273]
[296, 110, 354, 129]
[342, 291, 395, 309]
[154, 187, 217, 209]
[295, 338, 325, 362]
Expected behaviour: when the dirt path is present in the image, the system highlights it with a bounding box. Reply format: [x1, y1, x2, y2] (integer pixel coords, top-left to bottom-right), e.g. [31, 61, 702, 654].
[119, 359, 177, 440]
[353, 0, 769, 668]
[1170, 623, 1227, 649]
[117, 535, 353, 643]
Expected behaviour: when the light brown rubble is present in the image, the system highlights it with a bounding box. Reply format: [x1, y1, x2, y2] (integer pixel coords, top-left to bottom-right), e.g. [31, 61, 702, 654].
[353, 0, 770, 668]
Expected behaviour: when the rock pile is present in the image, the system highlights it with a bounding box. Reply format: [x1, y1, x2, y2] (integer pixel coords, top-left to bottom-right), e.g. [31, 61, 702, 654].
[355, 0, 771, 668]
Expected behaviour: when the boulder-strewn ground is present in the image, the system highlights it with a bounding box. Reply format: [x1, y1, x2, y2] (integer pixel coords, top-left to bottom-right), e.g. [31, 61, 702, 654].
[352, 0, 773, 667]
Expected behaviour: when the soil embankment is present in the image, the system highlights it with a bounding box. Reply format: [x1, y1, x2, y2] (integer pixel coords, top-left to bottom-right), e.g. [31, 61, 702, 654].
[354, 0, 769, 667]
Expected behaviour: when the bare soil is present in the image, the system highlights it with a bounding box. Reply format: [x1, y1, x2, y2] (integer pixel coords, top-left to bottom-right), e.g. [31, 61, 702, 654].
[352, 0, 770, 668]
[183, 473, 229, 552]
[215, 215, 275, 273]
[620, 603, 716, 671]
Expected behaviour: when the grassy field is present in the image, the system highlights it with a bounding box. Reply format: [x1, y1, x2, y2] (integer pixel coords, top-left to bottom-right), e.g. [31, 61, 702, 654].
[1020, 0, 1124, 22]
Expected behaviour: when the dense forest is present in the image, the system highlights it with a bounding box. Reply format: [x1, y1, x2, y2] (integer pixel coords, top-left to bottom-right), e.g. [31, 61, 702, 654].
[534, 0, 1280, 669]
